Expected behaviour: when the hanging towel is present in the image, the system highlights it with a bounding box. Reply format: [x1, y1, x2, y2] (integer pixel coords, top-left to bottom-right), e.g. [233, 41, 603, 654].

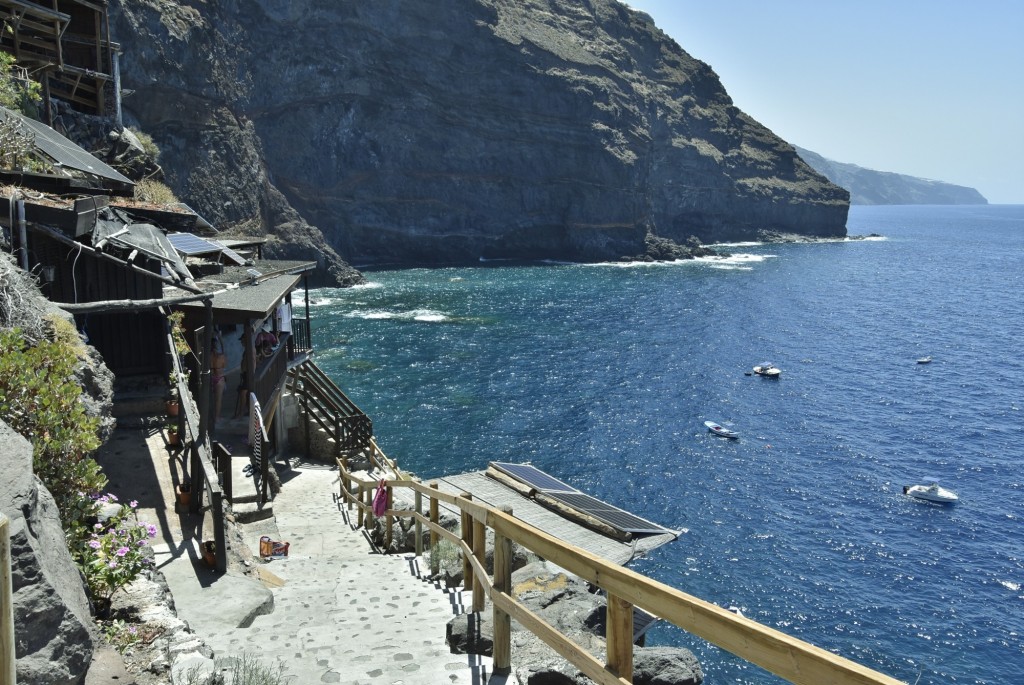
[372, 479, 388, 517]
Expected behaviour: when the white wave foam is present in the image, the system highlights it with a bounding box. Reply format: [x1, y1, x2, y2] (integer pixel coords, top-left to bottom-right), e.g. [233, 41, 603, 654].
[344, 308, 450, 322]
[999, 580, 1021, 592]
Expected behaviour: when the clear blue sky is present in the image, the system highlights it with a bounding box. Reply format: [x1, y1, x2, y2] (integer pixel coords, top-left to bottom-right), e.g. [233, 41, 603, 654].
[623, 1, 1024, 204]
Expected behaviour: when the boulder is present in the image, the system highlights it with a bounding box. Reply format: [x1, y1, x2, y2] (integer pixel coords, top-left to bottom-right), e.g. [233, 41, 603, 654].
[1, 421, 95, 685]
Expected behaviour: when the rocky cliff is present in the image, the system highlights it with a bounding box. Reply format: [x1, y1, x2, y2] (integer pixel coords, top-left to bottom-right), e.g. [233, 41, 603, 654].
[794, 146, 988, 205]
[109, 0, 849, 268]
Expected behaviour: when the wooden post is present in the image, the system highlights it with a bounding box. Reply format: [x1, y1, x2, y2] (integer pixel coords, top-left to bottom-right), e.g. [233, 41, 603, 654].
[472, 515, 486, 612]
[606, 592, 635, 683]
[357, 483, 365, 527]
[429, 482, 439, 575]
[212, 491, 227, 574]
[414, 490, 423, 556]
[384, 485, 393, 550]
[460, 492, 473, 592]
[492, 506, 513, 675]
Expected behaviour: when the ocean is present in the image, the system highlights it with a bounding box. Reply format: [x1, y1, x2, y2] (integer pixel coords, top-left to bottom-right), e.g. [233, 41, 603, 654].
[309, 205, 1024, 684]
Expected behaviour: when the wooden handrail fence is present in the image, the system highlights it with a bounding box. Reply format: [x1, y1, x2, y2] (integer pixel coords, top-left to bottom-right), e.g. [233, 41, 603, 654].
[167, 323, 227, 573]
[287, 360, 373, 454]
[334, 458, 905, 685]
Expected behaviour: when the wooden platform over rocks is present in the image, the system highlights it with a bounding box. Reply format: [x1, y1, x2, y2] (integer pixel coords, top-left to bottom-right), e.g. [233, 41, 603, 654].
[434, 465, 680, 566]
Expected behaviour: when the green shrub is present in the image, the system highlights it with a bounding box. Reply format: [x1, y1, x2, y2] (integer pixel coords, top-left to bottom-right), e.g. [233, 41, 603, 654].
[0, 328, 105, 528]
[128, 127, 160, 160]
[0, 51, 42, 115]
[133, 178, 179, 205]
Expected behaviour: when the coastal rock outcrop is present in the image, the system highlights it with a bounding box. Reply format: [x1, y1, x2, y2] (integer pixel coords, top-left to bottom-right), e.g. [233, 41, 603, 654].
[108, 0, 848, 269]
[1, 421, 95, 685]
[794, 146, 988, 205]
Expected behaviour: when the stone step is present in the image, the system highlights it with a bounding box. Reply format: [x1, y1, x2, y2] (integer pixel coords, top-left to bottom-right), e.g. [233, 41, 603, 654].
[232, 500, 274, 523]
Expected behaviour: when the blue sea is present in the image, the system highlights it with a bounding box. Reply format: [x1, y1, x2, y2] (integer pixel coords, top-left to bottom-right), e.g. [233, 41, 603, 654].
[309, 205, 1024, 684]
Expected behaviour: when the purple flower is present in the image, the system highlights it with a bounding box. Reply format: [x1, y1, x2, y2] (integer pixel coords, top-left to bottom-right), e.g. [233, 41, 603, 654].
[116, 546, 129, 557]
[137, 540, 147, 547]
[108, 560, 118, 569]
[129, 500, 138, 508]
[94, 523, 103, 530]
[146, 524, 158, 537]
[88, 539, 101, 549]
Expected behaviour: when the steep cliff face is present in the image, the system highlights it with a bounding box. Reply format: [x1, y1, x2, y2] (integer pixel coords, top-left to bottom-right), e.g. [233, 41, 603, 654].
[110, 0, 848, 267]
[795, 146, 988, 205]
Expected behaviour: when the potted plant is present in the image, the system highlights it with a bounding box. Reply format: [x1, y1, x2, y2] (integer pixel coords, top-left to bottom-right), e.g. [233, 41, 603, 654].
[202, 540, 217, 568]
[175, 481, 191, 507]
[165, 380, 180, 417]
[166, 420, 180, 446]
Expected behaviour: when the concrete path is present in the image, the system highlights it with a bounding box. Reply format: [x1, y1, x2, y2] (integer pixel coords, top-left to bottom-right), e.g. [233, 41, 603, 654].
[158, 458, 494, 685]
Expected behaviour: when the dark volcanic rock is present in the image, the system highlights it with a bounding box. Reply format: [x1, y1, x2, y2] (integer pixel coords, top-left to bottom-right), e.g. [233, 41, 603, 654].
[1, 421, 95, 685]
[109, 0, 848, 268]
[795, 145, 988, 205]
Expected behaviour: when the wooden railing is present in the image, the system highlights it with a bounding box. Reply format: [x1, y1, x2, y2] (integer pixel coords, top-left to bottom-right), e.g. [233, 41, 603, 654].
[287, 360, 373, 453]
[289, 317, 311, 356]
[334, 460, 905, 685]
[166, 323, 227, 573]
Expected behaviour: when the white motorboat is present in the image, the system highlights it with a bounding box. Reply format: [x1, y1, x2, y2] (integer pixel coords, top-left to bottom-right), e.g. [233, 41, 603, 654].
[753, 363, 781, 378]
[903, 481, 958, 504]
[705, 420, 739, 439]
[917, 356, 933, 364]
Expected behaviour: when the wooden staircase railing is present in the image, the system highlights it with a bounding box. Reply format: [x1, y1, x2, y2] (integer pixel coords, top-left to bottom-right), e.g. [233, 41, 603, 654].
[287, 359, 373, 453]
[334, 458, 906, 685]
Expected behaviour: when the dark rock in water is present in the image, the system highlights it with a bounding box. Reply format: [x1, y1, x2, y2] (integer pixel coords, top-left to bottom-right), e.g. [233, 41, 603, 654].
[795, 145, 988, 205]
[109, 0, 848, 270]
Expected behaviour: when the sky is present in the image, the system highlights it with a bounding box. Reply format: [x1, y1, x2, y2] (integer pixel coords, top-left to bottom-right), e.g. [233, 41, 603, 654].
[623, 1, 1024, 204]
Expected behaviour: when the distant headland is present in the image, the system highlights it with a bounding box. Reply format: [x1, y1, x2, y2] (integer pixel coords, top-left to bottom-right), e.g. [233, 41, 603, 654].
[794, 146, 988, 205]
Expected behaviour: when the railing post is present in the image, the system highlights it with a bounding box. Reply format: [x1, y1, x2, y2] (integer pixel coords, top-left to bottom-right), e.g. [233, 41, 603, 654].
[472, 514, 486, 613]
[607, 592, 634, 683]
[357, 483, 365, 527]
[492, 505, 513, 675]
[414, 490, 423, 557]
[429, 482, 439, 575]
[460, 492, 473, 593]
[384, 484, 393, 550]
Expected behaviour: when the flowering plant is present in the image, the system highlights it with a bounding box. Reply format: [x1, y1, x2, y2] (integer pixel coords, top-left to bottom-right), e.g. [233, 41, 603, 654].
[74, 494, 158, 603]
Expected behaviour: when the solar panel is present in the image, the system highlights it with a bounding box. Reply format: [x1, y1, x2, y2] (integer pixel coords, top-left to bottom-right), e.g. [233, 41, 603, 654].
[168, 233, 221, 256]
[490, 462, 577, 493]
[544, 492, 668, 535]
[208, 239, 247, 265]
[0, 107, 132, 184]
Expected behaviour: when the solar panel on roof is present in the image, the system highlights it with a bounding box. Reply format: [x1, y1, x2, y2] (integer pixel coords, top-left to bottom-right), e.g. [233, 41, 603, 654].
[491, 462, 577, 493]
[544, 492, 668, 535]
[208, 239, 247, 265]
[168, 233, 222, 256]
[0, 107, 132, 184]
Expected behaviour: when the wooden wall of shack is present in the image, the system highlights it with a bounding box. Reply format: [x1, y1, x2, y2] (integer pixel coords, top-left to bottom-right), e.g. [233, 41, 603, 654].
[28, 229, 165, 375]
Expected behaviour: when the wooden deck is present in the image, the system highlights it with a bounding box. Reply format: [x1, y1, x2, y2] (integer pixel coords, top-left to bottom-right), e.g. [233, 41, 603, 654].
[435, 471, 679, 566]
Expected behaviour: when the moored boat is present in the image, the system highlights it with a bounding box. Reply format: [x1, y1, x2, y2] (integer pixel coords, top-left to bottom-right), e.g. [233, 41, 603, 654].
[705, 420, 739, 439]
[753, 363, 781, 378]
[903, 481, 958, 504]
